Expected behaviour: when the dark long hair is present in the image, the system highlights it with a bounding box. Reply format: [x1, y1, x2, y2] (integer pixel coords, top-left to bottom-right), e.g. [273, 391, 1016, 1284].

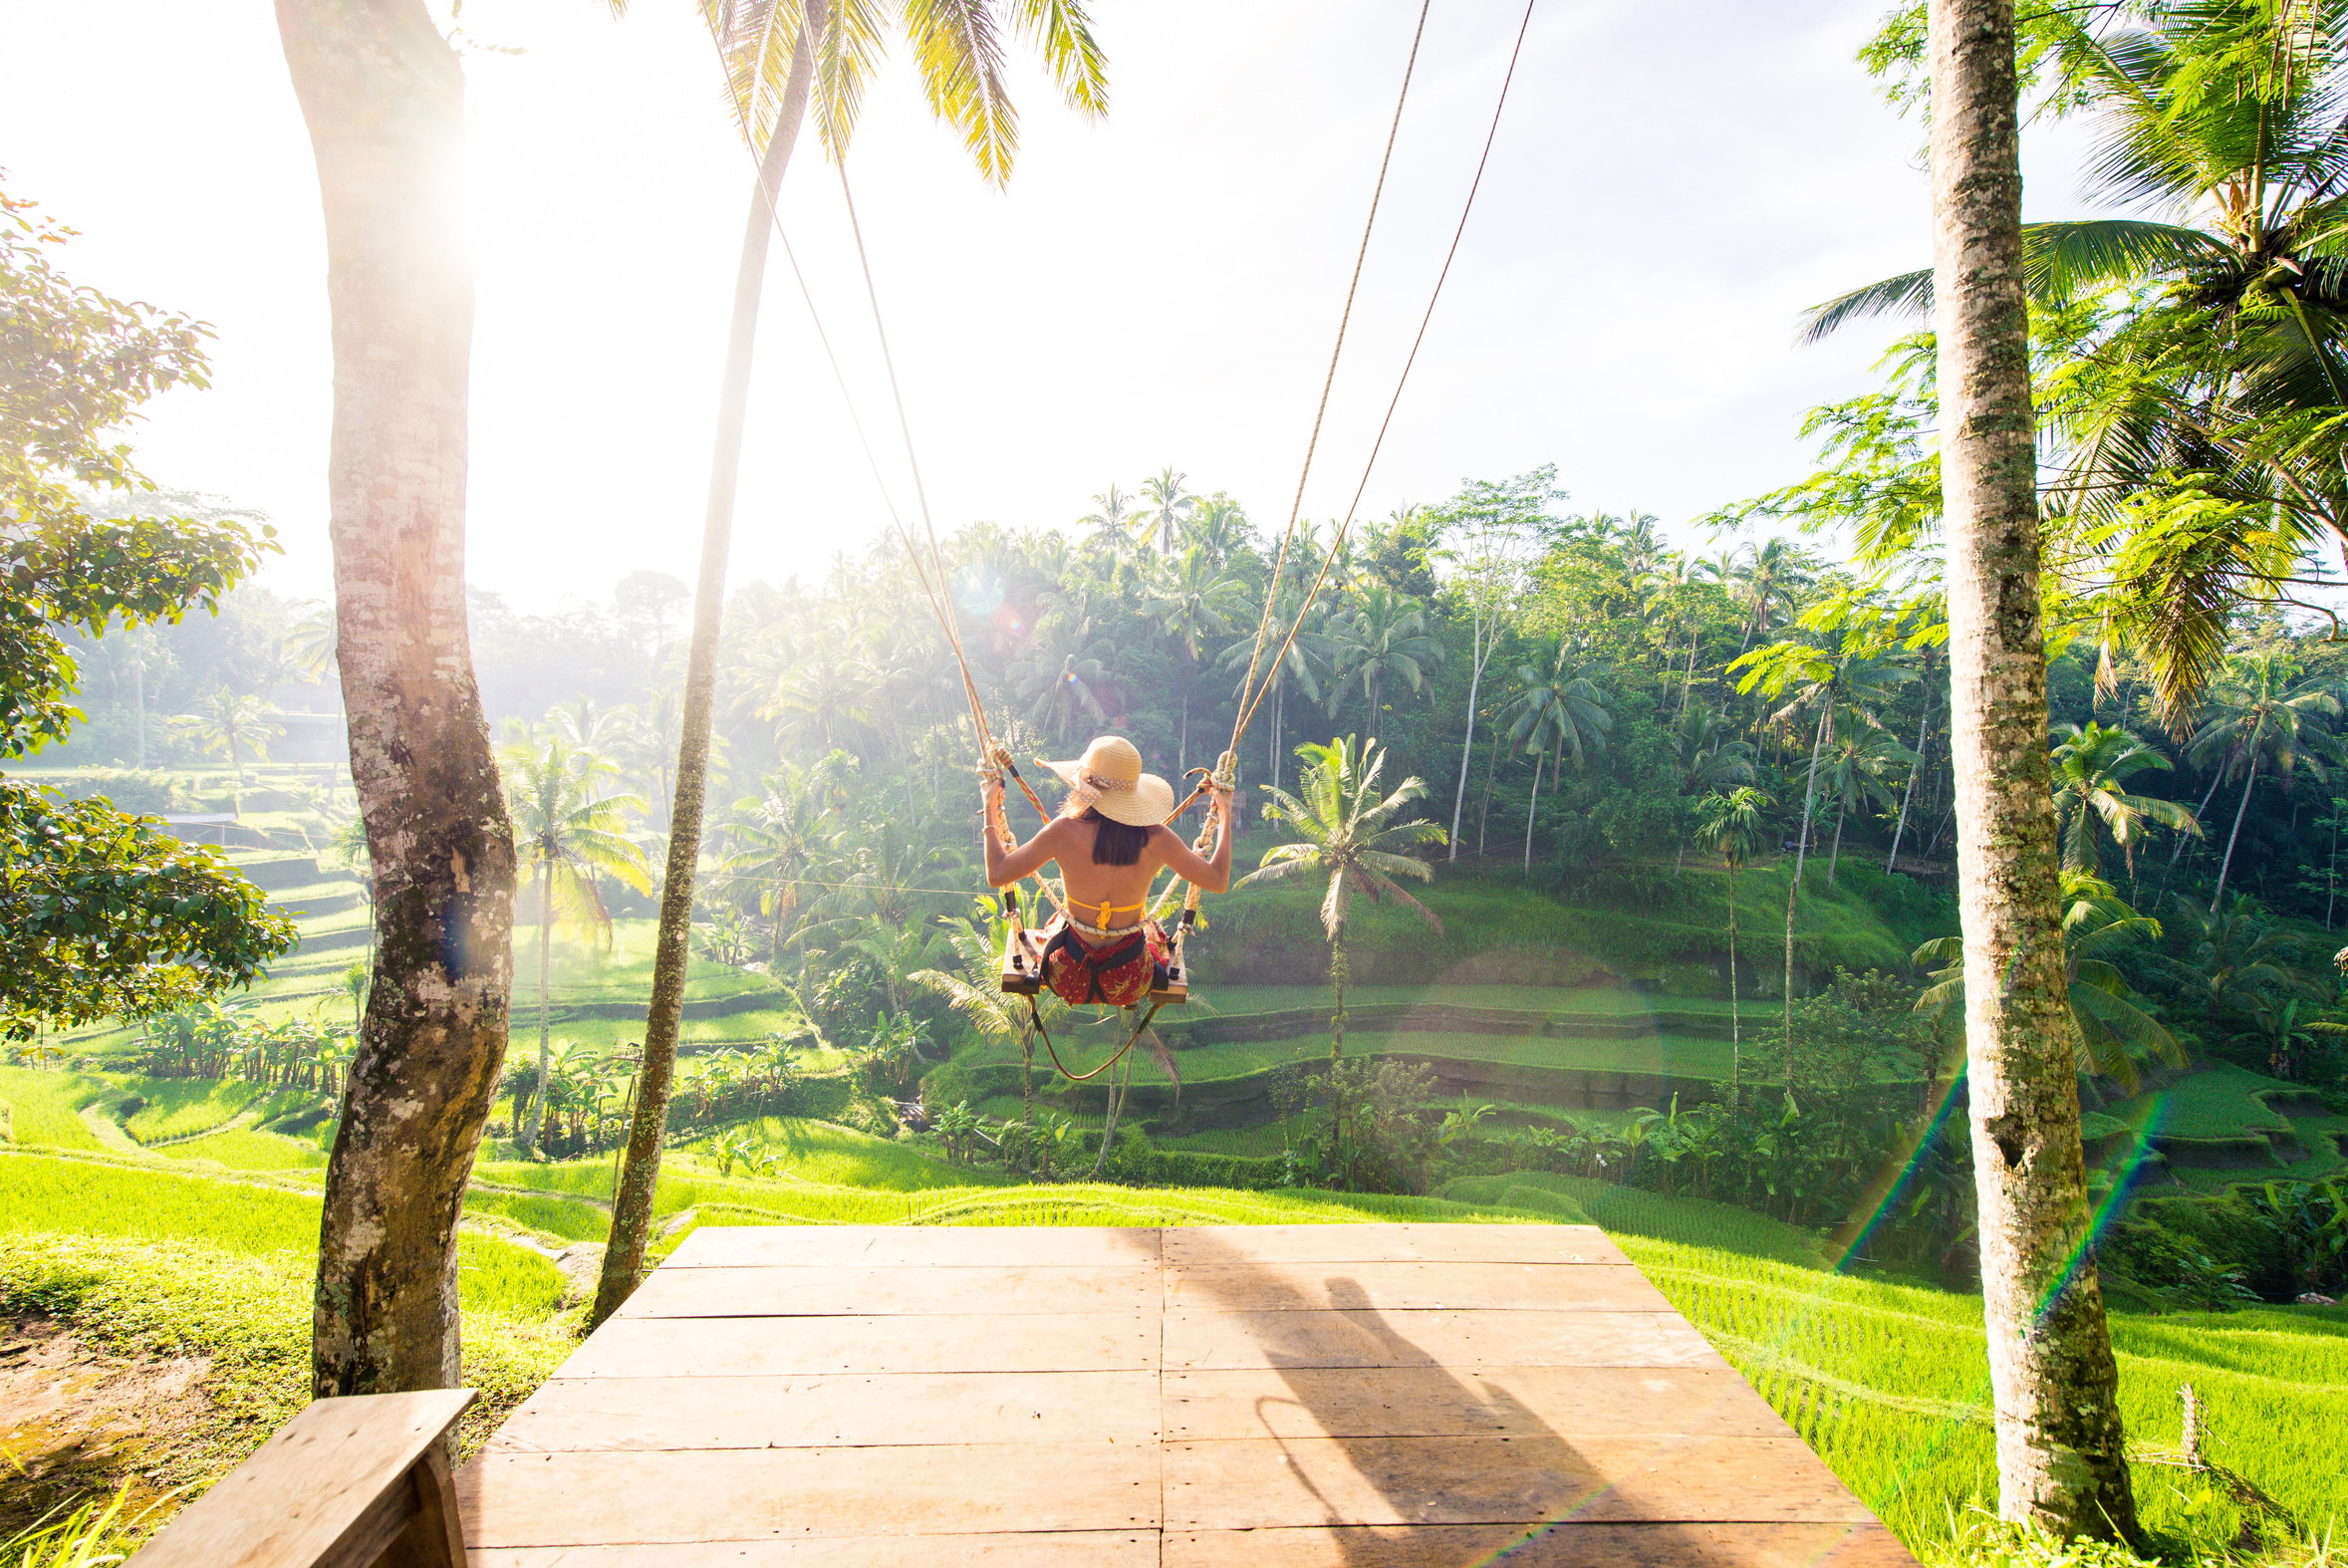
[1082, 806, 1151, 867]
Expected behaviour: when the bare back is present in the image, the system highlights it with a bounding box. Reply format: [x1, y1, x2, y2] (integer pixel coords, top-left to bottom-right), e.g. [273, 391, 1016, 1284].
[984, 795, 1233, 922]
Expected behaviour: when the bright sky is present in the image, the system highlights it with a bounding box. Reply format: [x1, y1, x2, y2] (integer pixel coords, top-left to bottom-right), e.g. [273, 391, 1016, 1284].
[0, 0, 2084, 610]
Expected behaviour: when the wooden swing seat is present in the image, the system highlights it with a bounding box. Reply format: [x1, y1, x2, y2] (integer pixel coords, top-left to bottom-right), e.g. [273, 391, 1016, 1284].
[999, 922, 1186, 1004]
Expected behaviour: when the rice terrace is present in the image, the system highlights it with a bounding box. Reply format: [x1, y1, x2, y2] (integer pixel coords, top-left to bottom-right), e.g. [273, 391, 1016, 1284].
[4, 0, 2348, 1564]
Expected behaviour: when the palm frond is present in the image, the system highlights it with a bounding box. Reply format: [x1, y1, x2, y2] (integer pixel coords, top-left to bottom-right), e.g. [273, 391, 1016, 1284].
[905, 0, 1018, 182]
[1012, 0, 1108, 117]
[1799, 269, 1933, 346]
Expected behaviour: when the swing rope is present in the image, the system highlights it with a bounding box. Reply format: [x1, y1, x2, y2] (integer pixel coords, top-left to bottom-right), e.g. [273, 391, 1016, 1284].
[1026, 995, 1166, 1084]
[727, 0, 1539, 1083]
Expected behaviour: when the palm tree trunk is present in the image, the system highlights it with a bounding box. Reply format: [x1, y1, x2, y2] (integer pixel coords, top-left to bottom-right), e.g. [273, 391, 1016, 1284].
[1725, 865, 1740, 1107]
[526, 862, 552, 1154]
[1267, 676, 1281, 793]
[1089, 1048, 1128, 1180]
[1930, 0, 2138, 1536]
[2327, 799, 2339, 929]
[1785, 707, 1829, 1055]
[1477, 728, 1502, 855]
[1828, 800, 1846, 888]
[1521, 746, 1543, 876]
[2210, 751, 2260, 911]
[1329, 920, 1348, 1064]
[1448, 627, 1487, 862]
[2172, 768, 2226, 866]
[593, 13, 817, 1330]
[278, 0, 520, 1402]
[1888, 690, 1932, 872]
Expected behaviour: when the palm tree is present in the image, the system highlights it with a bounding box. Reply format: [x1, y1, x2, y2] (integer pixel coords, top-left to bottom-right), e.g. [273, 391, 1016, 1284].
[1501, 645, 1613, 875]
[1733, 637, 1912, 1046]
[1239, 737, 1444, 1068]
[2160, 893, 2325, 1037]
[172, 689, 285, 813]
[1325, 585, 1443, 744]
[593, 0, 1108, 1329]
[1014, 614, 1115, 741]
[502, 733, 651, 1156]
[722, 755, 851, 961]
[1219, 591, 1332, 795]
[1670, 706, 1756, 874]
[1818, 724, 1914, 887]
[275, 0, 521, 1399]
[284, 603, 336, 682]
[1080, 483, 1139, 553]
[1809, 5, 2348, 711]
[1182, 493, 1250, 562]
[1145, 547, 1249, 771]
[2188, 654, 2341, 908]
[1729, 539, 1813, 652]
[759, 648, 879, 755]
[1434, 510, 1532, 859]
[1915, 872, 2183, 1095]
[1917, 0, 2139, 1533]
[1137, 467, 1194, 556]
[1696, 786, 1771, 1100]
[2048, 721, 2199, 877]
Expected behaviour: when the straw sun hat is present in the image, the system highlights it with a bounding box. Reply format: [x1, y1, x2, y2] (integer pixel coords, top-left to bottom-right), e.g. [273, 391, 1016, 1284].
[1044, 735, 1175, 828]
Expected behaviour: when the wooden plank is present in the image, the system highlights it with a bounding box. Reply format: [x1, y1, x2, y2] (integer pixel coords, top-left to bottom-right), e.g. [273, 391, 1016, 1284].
[470, 1534, 1161, 1566]
[1166, 1261, 1669, 1313]
[559, 1312, 1159, 1379]
[665, 1226, 1164, 1269]
[1163, 1309, 1721, 1371]
[1164, 1522, 1919, 1567]
[1162, 1435, 1877, 1529]
[459, 1444, 1159, 1545]
[1161, 1224, 1627, 1266]
[619, 1264, 1160, 1319]
[128, 1389, 474, 1568]
[486, 1371, 1162, 1451]
[1162, 1367, 1792, 1441]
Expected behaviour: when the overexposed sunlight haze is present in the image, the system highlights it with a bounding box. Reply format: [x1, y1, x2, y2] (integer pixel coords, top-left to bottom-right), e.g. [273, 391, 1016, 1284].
[1, 0, 1991, 607]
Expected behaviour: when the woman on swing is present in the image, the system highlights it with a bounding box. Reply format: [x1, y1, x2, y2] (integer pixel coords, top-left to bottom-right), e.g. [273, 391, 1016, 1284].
[984, 735, 1233, 1007]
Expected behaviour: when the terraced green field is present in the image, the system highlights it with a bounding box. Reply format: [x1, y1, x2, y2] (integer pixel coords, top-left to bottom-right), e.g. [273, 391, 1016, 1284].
[1194, 982, 1738, 1018]
[961, 1025, 1736, 1085]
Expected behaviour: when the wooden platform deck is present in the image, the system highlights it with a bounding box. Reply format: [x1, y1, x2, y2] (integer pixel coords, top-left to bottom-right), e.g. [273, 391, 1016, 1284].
[459, 1224, 1917, 1566]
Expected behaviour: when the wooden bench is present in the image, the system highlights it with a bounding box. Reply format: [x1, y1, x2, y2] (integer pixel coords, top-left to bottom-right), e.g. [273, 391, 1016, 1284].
[127, 1388, 475, 1568]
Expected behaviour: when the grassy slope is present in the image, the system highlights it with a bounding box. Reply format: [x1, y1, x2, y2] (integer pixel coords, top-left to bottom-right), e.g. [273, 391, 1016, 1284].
[0, 1152, 561, 1318]
[6, 1070, 2345, 1558]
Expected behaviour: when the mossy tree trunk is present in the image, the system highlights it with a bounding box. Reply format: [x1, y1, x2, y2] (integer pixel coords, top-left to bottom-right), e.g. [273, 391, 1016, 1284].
[277, 0, 518, 1400]
[1928, 0, 2140, 1538]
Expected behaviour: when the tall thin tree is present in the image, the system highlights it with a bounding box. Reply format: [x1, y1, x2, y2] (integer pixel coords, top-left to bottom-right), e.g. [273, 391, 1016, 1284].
[1929, 0, 2140, 1536]
[276, 0, 520, 1398]
[592, 0, 1109, 1329]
